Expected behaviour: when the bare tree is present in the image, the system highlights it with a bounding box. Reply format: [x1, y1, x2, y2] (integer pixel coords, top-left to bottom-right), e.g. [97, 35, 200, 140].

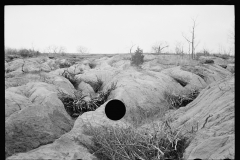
[186, 41, 191, 56]
[46, 45, 66, 54]
[77, 46, 89, 54]
[21, 59, 26, 73]
[58, 46, 66, 54]
[182, 17, 200, 59]
[175, 41, 184, 55]
[228, 23, 235, 43]
[152, 41, 169, 54]
[129, 44, 136, 54]
[31, 42, 35, 52]
[228, 23, 235, 55]
[218, 44, 224, 54]
[218, 44, 232, 55]
[201, 46, 211, 55]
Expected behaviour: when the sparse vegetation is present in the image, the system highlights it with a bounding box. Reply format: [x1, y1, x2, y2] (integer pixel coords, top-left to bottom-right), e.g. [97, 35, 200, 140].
[58, 90, 95, 118]
[5, 51, 234, 159]
[213, 53, 231, 60]
[195, 51, 210, 60]
[203, 59, 214, 64]
[57, 82, 117, 118]
[152, 41, 169, 54]
[18, 49, 41, 58]
[131, 47, 144, 67]
[79, 120, 192, 160]
[77, 46, 89, 54]
[45, 45, 66, 54]
[163, 88, 200, 109]
[5, 47, 41, 59]
[59, 62, 71, 68]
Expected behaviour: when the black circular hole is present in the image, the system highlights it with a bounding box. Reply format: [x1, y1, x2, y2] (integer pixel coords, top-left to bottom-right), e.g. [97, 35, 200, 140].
[105, 99, 126, 121]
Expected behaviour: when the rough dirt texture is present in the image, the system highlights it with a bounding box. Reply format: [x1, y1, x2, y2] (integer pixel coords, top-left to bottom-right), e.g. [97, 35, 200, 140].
[5, 54, 234, 160]
[227, 63, 234, 73]
[5, 78, 75, 157]
[169, 76, 234, 159]
[77, 81, 95, 96]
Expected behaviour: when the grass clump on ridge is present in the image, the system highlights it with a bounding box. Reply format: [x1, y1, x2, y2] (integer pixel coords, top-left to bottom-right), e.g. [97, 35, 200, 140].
[80, 120, 192, 160]
[163, 88, 199, 109]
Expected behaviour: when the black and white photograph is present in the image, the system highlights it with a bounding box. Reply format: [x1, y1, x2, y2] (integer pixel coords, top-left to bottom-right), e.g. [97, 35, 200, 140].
[5, 5, 234, 160]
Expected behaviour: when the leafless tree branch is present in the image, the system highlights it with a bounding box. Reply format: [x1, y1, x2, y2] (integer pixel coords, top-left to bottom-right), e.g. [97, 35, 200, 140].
[46, 45, 66, 54]
[182, 33, 191, 43]
[77, 46, 89, 54]
[152, 41, 169, 54]
[130, 44, 136, 54]
[182, 17, 199, 59]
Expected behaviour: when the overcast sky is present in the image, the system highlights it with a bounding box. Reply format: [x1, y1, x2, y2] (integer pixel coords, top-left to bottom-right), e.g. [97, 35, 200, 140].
[5, 5, 234, 54]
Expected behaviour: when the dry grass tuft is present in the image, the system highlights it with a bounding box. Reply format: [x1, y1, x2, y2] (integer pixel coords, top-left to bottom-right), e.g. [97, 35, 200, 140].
[79, 120, 192, 160]
[163, 88, 199, 109]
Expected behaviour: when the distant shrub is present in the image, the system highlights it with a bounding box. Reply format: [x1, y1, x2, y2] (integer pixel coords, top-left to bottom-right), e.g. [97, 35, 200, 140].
[204, 59, 214, 64]
[195, 50, 210, 60]
[202, 49, 210, 56]
[5, 48, 18, 55]
[61, 52, 67, 56]
[18, 49, 31, 58]
[59, 63, 71, 68]
[213, 53, 230, 60]
[131, 47, 144, 67]
[5, 47, 41, 58]
[19, 49, 41, 58]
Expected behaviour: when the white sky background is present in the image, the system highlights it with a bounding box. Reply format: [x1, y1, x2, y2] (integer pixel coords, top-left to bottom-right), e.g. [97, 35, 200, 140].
[5, 5, 234, 54]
